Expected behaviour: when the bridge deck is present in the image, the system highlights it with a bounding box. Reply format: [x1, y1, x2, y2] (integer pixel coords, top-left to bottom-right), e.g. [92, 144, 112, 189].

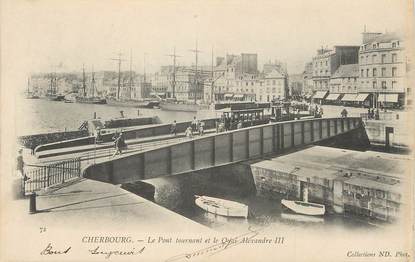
[82, 117, 363, 184]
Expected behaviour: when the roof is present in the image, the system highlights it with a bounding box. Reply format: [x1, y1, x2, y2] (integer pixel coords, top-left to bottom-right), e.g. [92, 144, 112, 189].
[331, 64, 359, 78]
[365, 32, 403, 45]
[263, 69, 286, 79]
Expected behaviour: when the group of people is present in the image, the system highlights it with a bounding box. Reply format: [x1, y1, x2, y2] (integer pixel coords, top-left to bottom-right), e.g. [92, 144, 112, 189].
[170, 117, 206, 139]
[215, 116, 245, 133]
[309, 104, 324, 118]
[367, 108, 380, 120]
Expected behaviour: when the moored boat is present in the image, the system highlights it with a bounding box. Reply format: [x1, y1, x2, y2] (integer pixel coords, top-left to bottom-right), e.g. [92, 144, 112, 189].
[281, 199, 325, 216]
[194, 195, 248, 218]
[76, 96, 107, 104]
[107, 98, 160, 108]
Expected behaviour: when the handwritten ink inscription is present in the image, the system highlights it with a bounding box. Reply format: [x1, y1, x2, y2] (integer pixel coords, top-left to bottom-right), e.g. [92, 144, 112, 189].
[40, 243, 71, 255]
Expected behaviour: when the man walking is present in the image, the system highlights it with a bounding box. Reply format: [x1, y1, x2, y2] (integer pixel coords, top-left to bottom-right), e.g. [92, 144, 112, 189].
[170, 120, 177, 136]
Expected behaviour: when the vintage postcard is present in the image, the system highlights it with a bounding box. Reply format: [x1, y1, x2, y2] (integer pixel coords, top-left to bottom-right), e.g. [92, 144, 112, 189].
[0, 0, 414, 261]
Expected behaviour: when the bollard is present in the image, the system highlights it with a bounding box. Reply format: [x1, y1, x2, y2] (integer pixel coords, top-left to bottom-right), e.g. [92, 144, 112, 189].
[29, 192, 37, 214]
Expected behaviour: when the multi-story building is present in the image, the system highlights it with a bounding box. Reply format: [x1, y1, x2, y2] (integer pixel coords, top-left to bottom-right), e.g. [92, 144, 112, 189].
[328, 64, 360, 105]
[255, 69, 288, 102]
[302, 62, 314, 97]
[312, 46, 359, 103]
[358, 31, 407, 108]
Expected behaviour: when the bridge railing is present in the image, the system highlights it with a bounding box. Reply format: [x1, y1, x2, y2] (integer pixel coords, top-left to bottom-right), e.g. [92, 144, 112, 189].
[34, 118, 219, 154]
[82, 117, 363, 184]
[23, 158, 81, 194]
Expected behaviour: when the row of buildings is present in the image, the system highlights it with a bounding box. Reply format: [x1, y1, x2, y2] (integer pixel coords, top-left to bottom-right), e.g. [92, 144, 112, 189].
[150, 54, 290, 104]
[302, 30, 411, 108]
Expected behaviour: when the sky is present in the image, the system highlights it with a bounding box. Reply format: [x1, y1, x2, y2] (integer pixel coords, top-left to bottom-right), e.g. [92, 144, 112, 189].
[1, 0, 410, 83]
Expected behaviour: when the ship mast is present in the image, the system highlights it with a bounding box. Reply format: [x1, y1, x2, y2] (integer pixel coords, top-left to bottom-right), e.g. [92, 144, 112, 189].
[129, 49, 133, 99]
[82, 64, 86, 97]
[142, 52, 147, 99]
[166, 47, 181, 99]
[189, 39, 201, 104]
[110, 53, 125, 100]
[91, 65, 95, 98]
[211, 46, 214, 103]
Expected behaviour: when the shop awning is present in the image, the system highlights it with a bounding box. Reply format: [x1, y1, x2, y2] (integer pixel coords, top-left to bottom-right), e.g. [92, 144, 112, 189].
[233, 94, 244, 99]
[355, 93, 370, 102]
[325, 93, 341, 100]
[224, 93, 234, 98]
[341, 93, 358, 102]
[312, 91, 328, 99]
[380, 93, 399, 103]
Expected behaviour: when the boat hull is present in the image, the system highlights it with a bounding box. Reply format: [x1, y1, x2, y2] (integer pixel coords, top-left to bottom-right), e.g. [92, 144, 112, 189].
[281, 199, 325, 216]
[195, 195, 248, 218]
[107, 99, 159, 108]
[76, 97, 107, 104]
[160, 102, 208, 112]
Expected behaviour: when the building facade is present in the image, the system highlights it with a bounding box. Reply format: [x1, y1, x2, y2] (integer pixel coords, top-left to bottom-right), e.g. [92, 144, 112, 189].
[312, 45, 360, 103]
[358, 32, 407, 108]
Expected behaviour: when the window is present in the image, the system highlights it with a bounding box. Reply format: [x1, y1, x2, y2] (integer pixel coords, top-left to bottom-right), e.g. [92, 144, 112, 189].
[392, 67, 397, 77]
[381, 54, 386, 63]
[246, 82, 248, 86]
[325, 70, 328, 74]
[272, 80, 276, 85]
[381, 68, 386, 77]
[372, 55, 377, 63]
[392, 53, 397, 63]
[325, 60, 328, 66]
[272, 87, 276, 93]
[373, 68, 377, 77]
[366, 69, 369, 77]
[360, 56, 364, 64]
[392, 81, 397, 89]
[361, 69, 364, 77]
[320, 61, 322, 66]
[381, 81, 387, 89]
[373, 81, 377, 89]
[392, 42, 396, 48]
[251, 82, 254, 86]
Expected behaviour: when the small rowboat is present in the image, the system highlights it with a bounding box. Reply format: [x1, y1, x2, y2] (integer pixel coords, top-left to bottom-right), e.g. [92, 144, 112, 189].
[194, 195, 248, 218]
[281, 199, 325, 216]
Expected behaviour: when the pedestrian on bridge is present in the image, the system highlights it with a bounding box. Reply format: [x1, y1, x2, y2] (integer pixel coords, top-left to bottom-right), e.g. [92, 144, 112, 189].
[170, 120, 177, 136]
[185, 126, 193, 139]
[199, 121, 205, 136]
[112, 132, 126, 157]
[191, 116, 198, 133]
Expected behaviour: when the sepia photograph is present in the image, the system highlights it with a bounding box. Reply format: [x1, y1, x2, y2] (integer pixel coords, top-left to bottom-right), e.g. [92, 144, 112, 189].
[0, 0, 414, 261]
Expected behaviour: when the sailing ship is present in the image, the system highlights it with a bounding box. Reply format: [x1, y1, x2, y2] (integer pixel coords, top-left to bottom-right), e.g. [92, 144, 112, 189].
[75, 65, 107, 104]
[25, 77, 39, 99]
[45, 72, 65, 101]
[159, 44, 212, 112]
[194, 195, 249, 218]
[106, 51, 159, 108]
[281, 185, 326, 216]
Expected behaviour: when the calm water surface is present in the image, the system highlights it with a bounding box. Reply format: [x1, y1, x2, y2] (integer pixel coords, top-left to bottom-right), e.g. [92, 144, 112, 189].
[16, 99, 197, 135]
